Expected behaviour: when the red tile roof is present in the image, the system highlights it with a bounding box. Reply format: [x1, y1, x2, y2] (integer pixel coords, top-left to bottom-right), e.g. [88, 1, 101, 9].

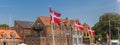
[0, 29, 20, 39]
[38, 16, 75, 26]
[15, 20, 33, 28]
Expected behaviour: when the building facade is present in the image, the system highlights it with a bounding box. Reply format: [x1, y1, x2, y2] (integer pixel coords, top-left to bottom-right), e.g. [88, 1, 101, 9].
[14, 16, 95, 45]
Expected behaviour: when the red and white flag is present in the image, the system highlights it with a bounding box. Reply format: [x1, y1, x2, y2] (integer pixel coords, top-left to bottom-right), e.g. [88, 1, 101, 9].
[106, 33, 110, 39]
[91, 29, 95, 36]
[75, 20, 84, 31]
[50, 7, 61, 25]
[88, 26, 95, 36]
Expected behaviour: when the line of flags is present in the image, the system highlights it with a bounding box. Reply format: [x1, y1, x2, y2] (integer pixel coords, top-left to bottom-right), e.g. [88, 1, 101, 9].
[49, 6, 95, 36]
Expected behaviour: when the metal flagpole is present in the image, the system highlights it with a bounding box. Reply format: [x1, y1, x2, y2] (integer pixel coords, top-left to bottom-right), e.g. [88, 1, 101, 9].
[118, 27, 119, 45]
[9, 15, 11, 30]
[75, 20, 79, 45]
[81, 30, 83, 45]
[109, 20, 111, 45]
[49, 5, 55, 45]
[77, 29, 78, 45]
[51, 23, 55, 45]
[51, 7, 55, 45]
[74, 20, 78, 45]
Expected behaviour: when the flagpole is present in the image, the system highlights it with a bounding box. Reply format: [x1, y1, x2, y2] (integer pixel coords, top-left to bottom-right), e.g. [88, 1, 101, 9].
[77, 29, 79, 45]
[49, 5, 61, 45]
[51, 13, 55, 45]
[49, 5, 55, 45]
[51, 7, 55, 45]
[109, 20, 111, 45]
[9, 15, 11, 30]
[75, 20, 78, 45]
[51, 23, 55, 45]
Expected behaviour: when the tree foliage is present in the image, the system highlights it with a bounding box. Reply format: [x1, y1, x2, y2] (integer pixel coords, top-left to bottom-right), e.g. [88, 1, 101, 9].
[93, 12, 120, 42]
[0, 24, 9, 28]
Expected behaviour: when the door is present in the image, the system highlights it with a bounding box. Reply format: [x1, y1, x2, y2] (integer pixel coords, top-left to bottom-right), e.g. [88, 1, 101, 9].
[3, 42, 6, 45]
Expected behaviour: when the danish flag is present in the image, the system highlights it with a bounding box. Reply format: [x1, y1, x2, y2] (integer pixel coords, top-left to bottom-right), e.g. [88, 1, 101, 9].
[50, 7, 61, 25]
[75, 20, 84, 31]
[106, 33, 110, 39]
[88, 26, 95, 36]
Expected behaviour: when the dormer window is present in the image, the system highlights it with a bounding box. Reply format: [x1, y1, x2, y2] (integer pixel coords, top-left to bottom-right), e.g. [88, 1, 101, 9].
[3, 33, 6, 39]
[60, 24, 64, 30]
[11, 33, 16, 39]
[66, 24, 71, 31]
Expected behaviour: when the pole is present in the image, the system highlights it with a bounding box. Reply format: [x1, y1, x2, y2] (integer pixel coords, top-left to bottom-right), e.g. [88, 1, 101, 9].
[51, 23, 55, 45]
[9, 15, 11, 30]
[81, 31, 83, 45]
[76, 30, 78, 45]
[109, 20, 111, 45]
[71, 29, 73, 45]
[118, 27, 119, 44]
[118, 27, 120, 44]
[118, 28, 120, 44]
[50, 6, 55, 45]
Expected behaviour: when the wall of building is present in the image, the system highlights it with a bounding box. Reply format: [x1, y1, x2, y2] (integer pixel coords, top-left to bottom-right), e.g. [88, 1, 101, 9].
[0, 39, 20, 45]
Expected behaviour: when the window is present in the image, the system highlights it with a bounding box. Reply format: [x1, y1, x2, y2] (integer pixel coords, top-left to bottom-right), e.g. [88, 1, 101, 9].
[3, 33, 6, 39]
[73, 30, 77, 35]
[53, 24, 57, 29]
[37, 23, 43, 30]
[37, 23, 40, 29]
[34, 31, 38, 37]
[28, 32, 31, 35]
[73, 38, 77, 44]
[79, 38, 82, 44]
[60, 24, 64, 30]
[78, 31, 82, 35]
[11, 33, 16, 39]
[40, 31, 43, 36]
[66, 24, 71, 31]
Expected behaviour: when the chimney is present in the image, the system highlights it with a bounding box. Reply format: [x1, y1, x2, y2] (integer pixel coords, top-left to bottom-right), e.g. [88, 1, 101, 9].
[66, 17, 68, 20]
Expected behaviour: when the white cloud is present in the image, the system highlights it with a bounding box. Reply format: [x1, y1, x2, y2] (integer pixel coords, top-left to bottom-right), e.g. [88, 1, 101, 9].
[117, 0, 120, 3]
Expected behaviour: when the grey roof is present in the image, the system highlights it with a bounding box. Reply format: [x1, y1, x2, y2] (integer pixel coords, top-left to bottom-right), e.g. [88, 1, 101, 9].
[15, 20, 33, 28]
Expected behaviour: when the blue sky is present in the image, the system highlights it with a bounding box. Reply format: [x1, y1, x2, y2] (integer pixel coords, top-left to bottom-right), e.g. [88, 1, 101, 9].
[0, 0, 120, 27]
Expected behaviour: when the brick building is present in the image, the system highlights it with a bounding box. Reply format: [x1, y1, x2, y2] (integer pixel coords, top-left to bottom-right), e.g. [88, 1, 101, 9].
[14, 16, 95, 45]
[14, 20, 33, 43]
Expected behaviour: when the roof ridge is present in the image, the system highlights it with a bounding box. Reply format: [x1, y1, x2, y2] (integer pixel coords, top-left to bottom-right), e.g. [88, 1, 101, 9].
[15, 20, 33, 22]
[38, 16, 74, 20]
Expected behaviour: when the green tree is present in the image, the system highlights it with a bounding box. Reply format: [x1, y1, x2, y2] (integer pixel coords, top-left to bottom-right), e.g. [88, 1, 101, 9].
[93, 12, 120, 42]
[0, 24, 9, 28]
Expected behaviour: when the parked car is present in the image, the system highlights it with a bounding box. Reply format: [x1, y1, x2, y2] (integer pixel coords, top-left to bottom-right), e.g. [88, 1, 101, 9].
[111, 40, 119, 45]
